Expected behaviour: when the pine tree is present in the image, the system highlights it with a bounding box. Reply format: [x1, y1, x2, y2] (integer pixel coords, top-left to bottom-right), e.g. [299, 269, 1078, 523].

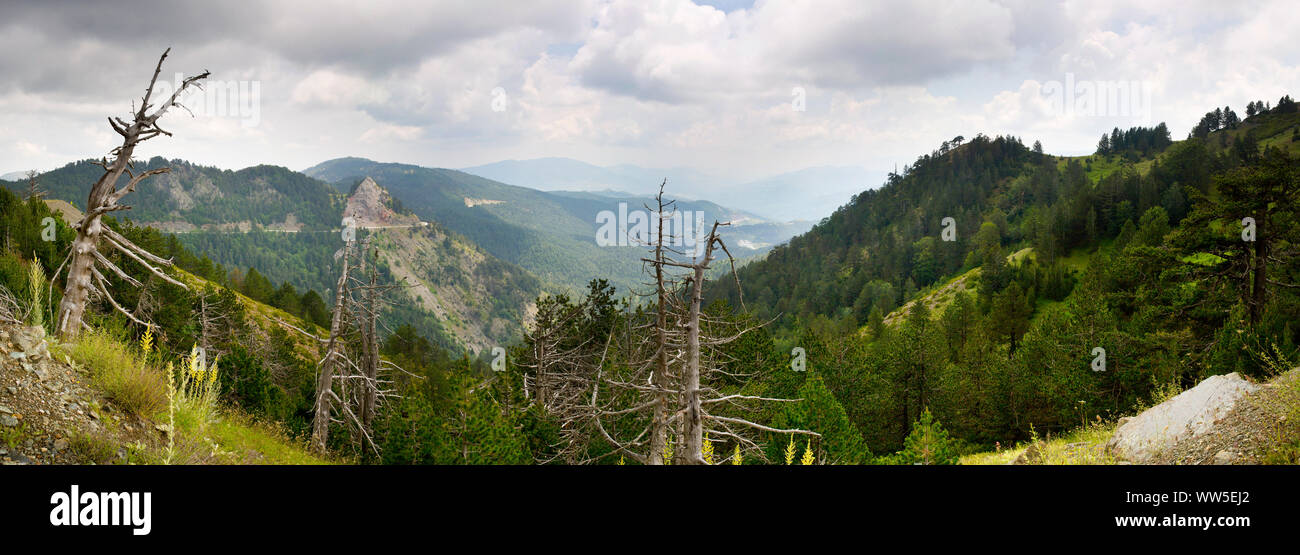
[242, 267, 275, 303]
[1213, 147, 1300, 324]
[899, 409, 960, 465]
[989, 281, 1032, 355]
[778, 372, 871, 464]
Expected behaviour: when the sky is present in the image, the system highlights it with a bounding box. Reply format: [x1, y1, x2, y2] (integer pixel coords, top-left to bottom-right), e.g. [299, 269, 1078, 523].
[1, 0, 1298, 186]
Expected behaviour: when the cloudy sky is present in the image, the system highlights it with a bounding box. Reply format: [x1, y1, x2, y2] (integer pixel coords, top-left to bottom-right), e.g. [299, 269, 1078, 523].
[1, 0, 1297, 185]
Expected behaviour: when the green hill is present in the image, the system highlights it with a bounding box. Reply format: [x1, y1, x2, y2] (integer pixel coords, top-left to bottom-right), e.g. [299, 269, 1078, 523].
[703, 102, 1300, 456]
[3, 157, 344, 231]
[304, 157, 810, 296]
[4, 159, 542, 352]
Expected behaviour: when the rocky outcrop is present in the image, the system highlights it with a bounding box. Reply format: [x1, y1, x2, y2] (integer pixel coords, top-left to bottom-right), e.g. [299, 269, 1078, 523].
[343, 176, 418, 228]
[1106, 372, 1259, 463]
[0, 324, 155, 465]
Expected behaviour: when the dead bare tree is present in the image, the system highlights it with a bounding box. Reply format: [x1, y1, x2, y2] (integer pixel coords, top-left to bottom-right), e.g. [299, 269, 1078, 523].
[0, 285, 22, 325]
[348, 241, 405, 439]
[24, 170, 44, 202]
[519, 293, 604, 463]
[357, 246, 381, 431]
[521, 184, 818, 464]
[307, 236, 405, 455]
[312, 241, 354, 452]
[193, 284, 238, 358]
[649, 182, 673, 464]
[55, 49, 209, 339]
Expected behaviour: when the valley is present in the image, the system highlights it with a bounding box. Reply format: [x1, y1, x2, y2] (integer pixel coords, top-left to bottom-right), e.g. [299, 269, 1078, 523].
[7, 2, 1300, 543]
[3, 153, 809, 354]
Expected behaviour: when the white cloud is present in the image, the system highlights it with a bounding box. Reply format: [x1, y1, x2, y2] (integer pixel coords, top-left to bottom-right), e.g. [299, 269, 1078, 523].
[292, 70, 391, 108]
[0, 0, 1297, 192]
[360, 124, 424, 144]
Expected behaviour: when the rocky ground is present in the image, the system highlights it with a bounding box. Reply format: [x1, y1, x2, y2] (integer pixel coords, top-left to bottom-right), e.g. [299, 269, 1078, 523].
[1152, 368, 1300, 465]
[0, 323, 158, 465]
[1101, 368, 1300, 465]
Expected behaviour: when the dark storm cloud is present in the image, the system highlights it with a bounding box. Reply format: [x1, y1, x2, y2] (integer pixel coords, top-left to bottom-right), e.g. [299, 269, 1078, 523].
[0, 0, 591, 97]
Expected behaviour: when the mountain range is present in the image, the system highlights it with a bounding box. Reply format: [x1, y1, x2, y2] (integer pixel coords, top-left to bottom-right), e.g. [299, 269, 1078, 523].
[461, 157, 882, 222]
[301, 157, 811, 293]
[2, 154, 814, 352]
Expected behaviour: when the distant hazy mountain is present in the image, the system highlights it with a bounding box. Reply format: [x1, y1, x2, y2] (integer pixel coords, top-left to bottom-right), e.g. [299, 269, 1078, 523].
[460, 157, 882, 222]
[1, 170, 34, 181]
[716, 166, 886, 222]
[460, 157, 716, 198]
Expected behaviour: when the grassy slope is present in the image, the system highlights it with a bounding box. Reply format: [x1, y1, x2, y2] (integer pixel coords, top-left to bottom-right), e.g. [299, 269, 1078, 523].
[872, 247, 1032, 330]
[960, 420, 1120, 465]
[54, 271, 330, 465]
[52, 329, 328, 465]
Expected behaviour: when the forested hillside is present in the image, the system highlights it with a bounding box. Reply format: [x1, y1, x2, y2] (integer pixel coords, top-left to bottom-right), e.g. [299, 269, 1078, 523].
[2, 158, 343, 231]
[0, 183, 528, 463]
[4, 160, 544, 352]
[701, 98, 1300, 457]
[303, 157, 808, 294]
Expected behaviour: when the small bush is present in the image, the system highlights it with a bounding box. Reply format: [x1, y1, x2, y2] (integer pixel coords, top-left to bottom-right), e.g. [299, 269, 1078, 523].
[69, 329, 166, 416]
[1, 421, 29, 449]
[69, 432, 117, 464]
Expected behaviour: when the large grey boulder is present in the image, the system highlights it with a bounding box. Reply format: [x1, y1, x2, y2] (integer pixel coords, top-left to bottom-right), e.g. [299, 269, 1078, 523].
[1106, 373, 1259, 463]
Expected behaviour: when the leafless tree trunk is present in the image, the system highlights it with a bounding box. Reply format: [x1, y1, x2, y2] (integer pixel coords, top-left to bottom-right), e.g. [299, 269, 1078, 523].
[312, 242, 353, 452]
[305, 237, 404, 455]
[649, 181, 672, 464]
[56, 49, 208, 339]
[676, 222, 722, 464]
[24, 170, 44, 202]
[358, 243, 382, 432]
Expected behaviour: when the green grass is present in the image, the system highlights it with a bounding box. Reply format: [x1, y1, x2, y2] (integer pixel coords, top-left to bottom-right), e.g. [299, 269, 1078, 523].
[65, 329, 167, 417]
[1, 420, 30, 450]
[1219, 111, 1300, 156]
[68, 431, 118, 464]
[1058, 154, 1135, 184]
[1006, 247, 1034, 265]
[61, 326, 327, 465]
[1260, 371, 1300, 465]
[961, 420, 1120, 465]
[205, 413, 330, 465]
[1058, 247, 1093, 273]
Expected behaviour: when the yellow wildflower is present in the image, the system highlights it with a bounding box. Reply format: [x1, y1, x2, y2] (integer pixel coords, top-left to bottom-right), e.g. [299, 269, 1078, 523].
[139, 325, 154, 356]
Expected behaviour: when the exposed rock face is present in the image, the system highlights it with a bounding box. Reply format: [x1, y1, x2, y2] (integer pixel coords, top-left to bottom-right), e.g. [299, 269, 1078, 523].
[343, 176, 417, 228]
[1106, 373, 1259, 463]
